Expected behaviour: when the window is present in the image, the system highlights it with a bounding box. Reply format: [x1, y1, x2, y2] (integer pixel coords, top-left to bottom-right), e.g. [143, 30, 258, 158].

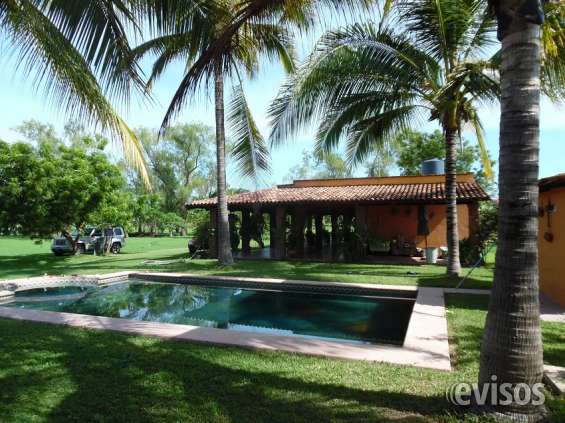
[114, 228, 123, 236]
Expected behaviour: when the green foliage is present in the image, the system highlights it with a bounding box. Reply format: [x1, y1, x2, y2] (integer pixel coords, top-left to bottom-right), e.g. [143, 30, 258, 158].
[89, 192, 136, 232]
[0, 139, 123, 239]
[396, 130, 496, 193]
[187, 209, 210, 249]
[131, 124, 216, 214]
[285, 149, 352, 182]
[158, 212, 187, 235]
[228, 84, 270, 182]
[459, 202, 498, 266]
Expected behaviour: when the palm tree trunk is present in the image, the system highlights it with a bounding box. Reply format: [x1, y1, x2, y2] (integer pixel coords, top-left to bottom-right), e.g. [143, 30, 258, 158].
[214, 62, 234, 265]
[479, 15, 544, 419]
[444, 124, 462, 277]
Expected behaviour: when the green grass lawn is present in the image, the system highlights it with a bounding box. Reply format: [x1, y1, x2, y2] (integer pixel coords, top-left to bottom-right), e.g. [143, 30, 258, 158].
[0, 294, 562, 423]
[0, 236, 493, 289]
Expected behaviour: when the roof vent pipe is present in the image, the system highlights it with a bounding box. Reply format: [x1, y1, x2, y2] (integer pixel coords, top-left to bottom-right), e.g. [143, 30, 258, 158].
[421, 159, 445, 176]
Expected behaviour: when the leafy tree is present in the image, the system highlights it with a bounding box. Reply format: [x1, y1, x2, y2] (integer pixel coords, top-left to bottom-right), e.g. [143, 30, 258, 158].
[14, 120, 60, 145]
[364, 143, 397, 177]
[395, 130, 495, 193]
[129, 193, 164, 235]
[285, 150, 353, 182]
[0, 140, 124, 251]
[135, 124, 216, 213]
[89, 192, 136, 232]
[158, 212, 187, 236]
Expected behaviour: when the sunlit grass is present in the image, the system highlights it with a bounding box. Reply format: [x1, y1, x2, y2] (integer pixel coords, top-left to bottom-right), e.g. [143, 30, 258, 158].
[0, 294, 562, 422]
[0, 236, 493, 289]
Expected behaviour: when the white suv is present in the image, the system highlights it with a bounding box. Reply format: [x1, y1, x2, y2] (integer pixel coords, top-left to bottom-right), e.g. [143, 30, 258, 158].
[51, 226, 126, 255]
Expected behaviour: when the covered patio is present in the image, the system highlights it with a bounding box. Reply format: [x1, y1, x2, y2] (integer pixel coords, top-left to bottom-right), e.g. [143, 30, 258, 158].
[185, 174, 489, 263]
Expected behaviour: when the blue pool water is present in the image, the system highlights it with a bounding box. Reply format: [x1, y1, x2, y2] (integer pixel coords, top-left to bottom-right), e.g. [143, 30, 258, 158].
[5, 280, 415, 345]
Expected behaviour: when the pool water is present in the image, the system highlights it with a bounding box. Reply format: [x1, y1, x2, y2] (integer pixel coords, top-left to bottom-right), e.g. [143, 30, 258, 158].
[5, 280, 415, 345]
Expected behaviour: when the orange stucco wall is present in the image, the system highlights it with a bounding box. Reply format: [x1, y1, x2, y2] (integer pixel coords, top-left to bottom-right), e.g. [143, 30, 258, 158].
[365, 204, 471, 248]
[539, 186, 565, 306]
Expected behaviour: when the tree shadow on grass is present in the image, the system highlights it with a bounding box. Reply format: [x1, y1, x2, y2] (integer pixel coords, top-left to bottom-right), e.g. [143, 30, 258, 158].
[0, 318, 464, 423]
[542, 323, 565, 368]
[153, 260, 493, 290]
[0, 251, 191, 280]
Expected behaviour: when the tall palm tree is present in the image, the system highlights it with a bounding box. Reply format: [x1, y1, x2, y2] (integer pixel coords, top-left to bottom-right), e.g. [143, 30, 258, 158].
[479, 0, 565, 419]
[269, 0, 497, 276]
[138, 0, 372, 265]
[0, 0, 149, 183]
[135, 1, 301, 265]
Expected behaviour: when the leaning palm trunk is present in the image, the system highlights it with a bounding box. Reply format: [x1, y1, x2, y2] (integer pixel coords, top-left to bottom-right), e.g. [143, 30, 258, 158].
[444, 124, 461, 276]
[478, 16, 545, 420]
[214, 62, 235, 265]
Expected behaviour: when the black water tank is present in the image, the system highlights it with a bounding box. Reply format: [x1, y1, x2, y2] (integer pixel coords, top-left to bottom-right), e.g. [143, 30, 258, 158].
[421, 159, 445, 175]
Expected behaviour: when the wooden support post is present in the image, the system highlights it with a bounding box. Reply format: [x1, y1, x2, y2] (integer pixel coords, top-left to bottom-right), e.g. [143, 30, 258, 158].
[355, 205, 367, 260]
[343, 213, 353, 261]
[343, 214, 352, 242]
[269, 211, 276, 250]
[331, 214, 339, 258]
[241, 209, 251, 253]
[274, 207, 286, 259]
[209, 207, 217, 258]
[468, 202, 480, 253]
[292, 208, 306, 257]
[315, 214, 324, 250]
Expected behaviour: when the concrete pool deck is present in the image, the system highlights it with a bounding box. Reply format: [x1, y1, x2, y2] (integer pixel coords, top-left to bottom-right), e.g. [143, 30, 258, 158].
[0, 271, 560, 372]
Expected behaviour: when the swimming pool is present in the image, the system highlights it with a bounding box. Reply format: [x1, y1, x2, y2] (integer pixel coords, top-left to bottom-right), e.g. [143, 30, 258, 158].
[4, 279, 415, 346]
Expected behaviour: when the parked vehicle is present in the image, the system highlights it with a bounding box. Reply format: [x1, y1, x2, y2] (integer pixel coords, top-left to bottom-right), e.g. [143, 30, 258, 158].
[51, 226, 126, 256]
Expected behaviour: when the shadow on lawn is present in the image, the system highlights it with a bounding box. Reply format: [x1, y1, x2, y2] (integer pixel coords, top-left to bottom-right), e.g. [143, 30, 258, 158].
[0, 250, 492, 291]
[0, 319, 457, 423]
[0, 252, 190, 280]
[542, 324, 565, 368]
[152, 260, 492, 290]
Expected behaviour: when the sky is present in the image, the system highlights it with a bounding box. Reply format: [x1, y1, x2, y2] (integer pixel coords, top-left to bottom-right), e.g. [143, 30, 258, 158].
[1, 17, 564, 190]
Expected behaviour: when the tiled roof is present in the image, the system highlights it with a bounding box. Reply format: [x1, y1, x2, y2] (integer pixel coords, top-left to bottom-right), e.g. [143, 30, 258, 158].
[186, 177, 489, 209]
[539, 173, 565, 192]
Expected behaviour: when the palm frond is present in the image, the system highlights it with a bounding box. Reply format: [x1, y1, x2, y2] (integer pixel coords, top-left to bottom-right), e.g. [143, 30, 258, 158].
[240, 22, 297, 74]
[269, 23, 435, 147]
[228, 84, 270, 182]
[344, 105, 420, 165]
[157, 0, 375, 134]
[132, 33, 200, 91]
[467, 108, 493, 179]
[38, 0, 145, 104]
[2, 0, 150, 186]
[541, 0, 565, 101]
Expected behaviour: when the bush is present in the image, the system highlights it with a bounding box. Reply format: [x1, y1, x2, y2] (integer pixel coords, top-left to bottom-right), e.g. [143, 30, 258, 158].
[459, 202, 498, 266]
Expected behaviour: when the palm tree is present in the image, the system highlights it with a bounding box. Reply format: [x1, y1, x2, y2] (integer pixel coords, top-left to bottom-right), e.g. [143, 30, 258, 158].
[135, 1, 301, 265]
[269, 0, 497, 276]
[479, 1, 565, 419]
[0, 0, 149, 183]
[137, 0, 371, 265]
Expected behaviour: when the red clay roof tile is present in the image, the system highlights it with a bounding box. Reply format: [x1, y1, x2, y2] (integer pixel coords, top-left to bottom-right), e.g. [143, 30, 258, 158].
[186, 178, 489, 209]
